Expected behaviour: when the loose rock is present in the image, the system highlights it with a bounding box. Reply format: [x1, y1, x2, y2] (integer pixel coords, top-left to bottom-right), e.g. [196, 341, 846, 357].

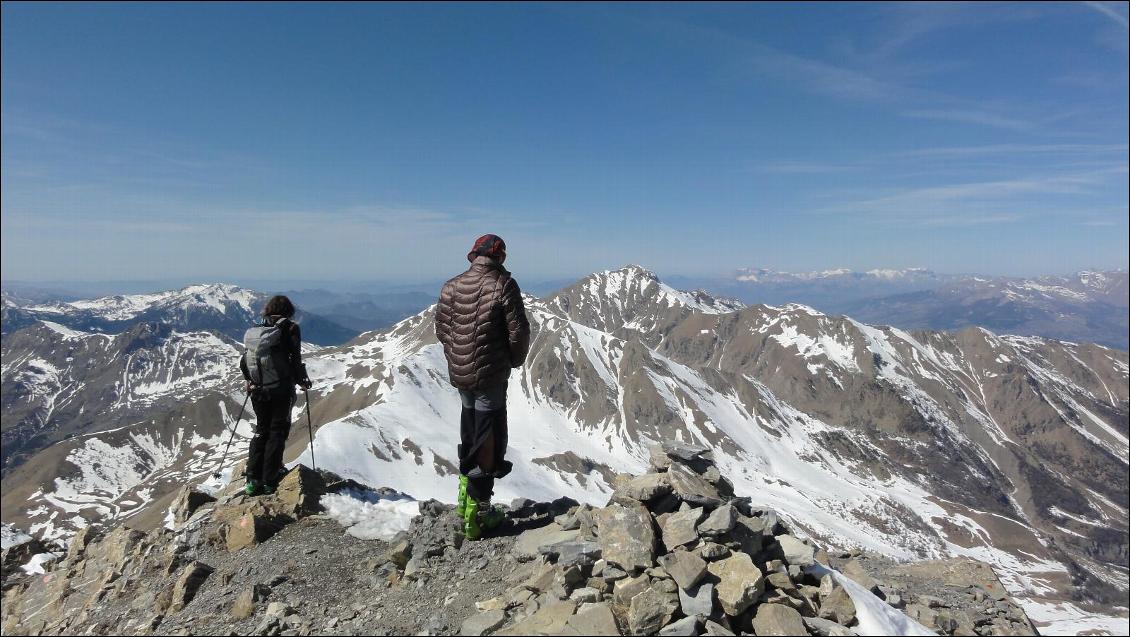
[752, 603, 807, 636]
[657, 551, 707, 591]
[660, 506, 704, 549]
[596, 504, 656, 573]
[627, 586, 679, 635]
[706, 552, 764, 616]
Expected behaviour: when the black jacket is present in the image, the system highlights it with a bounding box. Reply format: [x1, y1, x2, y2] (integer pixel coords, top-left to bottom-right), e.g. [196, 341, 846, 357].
[239, 316, 309, 389]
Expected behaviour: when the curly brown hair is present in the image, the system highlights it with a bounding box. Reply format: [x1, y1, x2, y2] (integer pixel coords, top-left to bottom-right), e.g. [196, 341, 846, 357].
[262, 295, 296, 318]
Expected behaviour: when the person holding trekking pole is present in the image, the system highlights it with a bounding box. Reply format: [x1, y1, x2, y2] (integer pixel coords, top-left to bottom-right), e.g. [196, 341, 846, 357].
[435, 234, 531, 540]
[239, 295, 312, 496]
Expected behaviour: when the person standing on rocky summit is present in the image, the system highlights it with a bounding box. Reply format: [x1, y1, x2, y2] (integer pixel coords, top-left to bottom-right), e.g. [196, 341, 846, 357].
[239, 295, 312, 496]
[435, 234, 531, 540]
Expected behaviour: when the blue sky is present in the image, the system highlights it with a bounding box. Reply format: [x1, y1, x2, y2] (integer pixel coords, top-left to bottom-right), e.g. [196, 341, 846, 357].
[2, 2, 1127, 283]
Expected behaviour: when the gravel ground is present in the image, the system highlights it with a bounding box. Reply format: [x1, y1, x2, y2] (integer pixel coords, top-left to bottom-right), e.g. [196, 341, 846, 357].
[156, 506, 557, 636]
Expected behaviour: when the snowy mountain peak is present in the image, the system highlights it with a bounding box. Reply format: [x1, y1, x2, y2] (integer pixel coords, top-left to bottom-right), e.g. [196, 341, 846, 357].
[545, 265, 744, 337]
[585, 264, 660, 290]
[864, 267, 932, 280]
[19, 282, 261, 323]
[735, 267, 938, 283]
[586, 265, 742, 313]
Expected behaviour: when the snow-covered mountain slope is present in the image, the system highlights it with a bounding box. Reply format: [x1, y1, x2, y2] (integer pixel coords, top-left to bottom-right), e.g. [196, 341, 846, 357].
[0, 321, 251, 542]
[3, 283, 358, 345]
[1, 265, 1126, 632]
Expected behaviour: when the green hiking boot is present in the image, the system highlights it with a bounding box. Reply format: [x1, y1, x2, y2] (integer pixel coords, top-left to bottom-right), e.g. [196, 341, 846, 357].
[479, 503, 505, 532]
[261, 483, 276, 496]
[456, 475, 469, 518]
[463, 498, 505, 541]
[244, 480, 262, 496]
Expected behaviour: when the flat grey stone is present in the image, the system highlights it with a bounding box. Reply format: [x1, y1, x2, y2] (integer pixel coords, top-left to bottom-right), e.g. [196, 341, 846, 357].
[667, 463, 722, 508]
[596, 504, 656, 572]
[611, 473, 672, 504]
[657, 551, 707, 591]
[658, 615, 700, 636]
[678, 582, 714, 617]
[660, 506, 704, 549]
[778, 535, 815, 567]
[818, 584, 856, 625]
[752, 604, 806, 636]
[661, 440, 709, 462]
[697, 503, 736, 536]
[628, 586, 679, 635]
[513, 524, 581, 561]
[804, 616, 859, 637]
[540, 540, 602, 570]
[702, 619, 736, 636]
[706, 553, 764, 616]
[561, 602, 619, 636]
[460, 609, 506, 636]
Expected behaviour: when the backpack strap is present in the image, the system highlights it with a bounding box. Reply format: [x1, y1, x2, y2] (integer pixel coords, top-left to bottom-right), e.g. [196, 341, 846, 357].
[493, 271, 510, 303]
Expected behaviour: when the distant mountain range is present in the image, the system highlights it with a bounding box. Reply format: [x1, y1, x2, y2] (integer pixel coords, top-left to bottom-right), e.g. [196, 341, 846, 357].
[278, 289, 438, 334]
[671, 269, 1128, 350]
[1, 284, 359, 346]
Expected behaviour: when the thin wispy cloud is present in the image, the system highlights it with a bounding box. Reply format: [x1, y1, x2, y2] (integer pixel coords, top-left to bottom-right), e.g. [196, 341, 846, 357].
[891, 143, 1130, 158]
[744, 42, 912, 103]
[753, 162, 858, 175]
[1084, 1, 1130, 28]
[901, 109, 1034, 132]
[629, 8, 1084, 140]
[861, 2, 1045, 64]
[813, 166, 1127, 226]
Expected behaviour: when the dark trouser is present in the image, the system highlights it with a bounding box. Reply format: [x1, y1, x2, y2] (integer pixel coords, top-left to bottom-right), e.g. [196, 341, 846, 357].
[458, 381, 511, 503]
[247, 386, 295, 487]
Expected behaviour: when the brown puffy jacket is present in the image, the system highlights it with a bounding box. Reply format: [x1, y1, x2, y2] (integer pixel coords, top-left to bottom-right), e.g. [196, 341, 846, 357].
[435, 256, 531, 390]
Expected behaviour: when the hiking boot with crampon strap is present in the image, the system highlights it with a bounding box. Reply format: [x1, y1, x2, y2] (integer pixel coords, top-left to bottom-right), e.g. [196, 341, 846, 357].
[463, 499, 505, 541]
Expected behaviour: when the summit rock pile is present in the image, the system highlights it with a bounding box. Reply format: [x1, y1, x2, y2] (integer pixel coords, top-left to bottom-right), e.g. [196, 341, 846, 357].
[0, 448, 1040, 636]
[453, 441, 1037, 637]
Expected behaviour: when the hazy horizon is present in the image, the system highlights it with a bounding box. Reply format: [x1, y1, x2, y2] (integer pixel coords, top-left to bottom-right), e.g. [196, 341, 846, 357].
[3, 263, 1127, 301]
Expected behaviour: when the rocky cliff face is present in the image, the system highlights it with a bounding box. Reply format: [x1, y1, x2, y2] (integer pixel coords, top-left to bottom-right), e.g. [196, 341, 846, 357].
[0, 449, 1040, 637]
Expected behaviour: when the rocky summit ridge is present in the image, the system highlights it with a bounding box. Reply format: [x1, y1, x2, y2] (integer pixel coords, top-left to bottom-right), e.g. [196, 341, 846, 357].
[1, 445, 1039, 636]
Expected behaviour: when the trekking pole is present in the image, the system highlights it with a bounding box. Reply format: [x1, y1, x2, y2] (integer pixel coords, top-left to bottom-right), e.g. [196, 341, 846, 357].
[213, 393, 251, 479]
[303, 387, 316, 471]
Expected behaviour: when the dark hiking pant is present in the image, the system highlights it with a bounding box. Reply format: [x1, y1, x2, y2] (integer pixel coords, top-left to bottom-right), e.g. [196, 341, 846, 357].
[247, 386, 295, 487]
[458, 381, 511, 503]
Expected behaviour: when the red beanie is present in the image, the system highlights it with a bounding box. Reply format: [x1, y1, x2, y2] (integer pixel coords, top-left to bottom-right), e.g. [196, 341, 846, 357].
[467, 234, 507, 263]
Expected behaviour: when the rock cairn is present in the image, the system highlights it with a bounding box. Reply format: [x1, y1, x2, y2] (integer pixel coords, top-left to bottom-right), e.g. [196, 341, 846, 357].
[456, 440, 839, 636]
[455, 440, 1037, 636]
